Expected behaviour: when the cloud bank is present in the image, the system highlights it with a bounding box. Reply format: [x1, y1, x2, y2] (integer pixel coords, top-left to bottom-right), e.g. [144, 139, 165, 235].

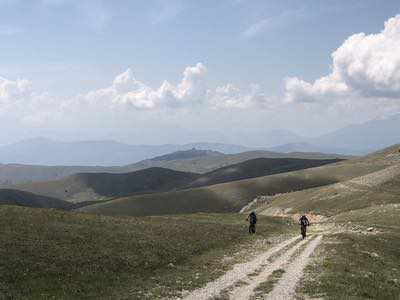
[285, 15, 400, 103]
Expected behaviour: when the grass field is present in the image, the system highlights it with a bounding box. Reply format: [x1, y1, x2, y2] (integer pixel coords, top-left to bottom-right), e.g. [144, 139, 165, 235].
[0, 205, 295, 299]
[300, 205, 400, 299]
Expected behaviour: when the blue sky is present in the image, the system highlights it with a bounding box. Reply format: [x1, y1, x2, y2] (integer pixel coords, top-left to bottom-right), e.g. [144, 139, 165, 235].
[1, 0, 400, 145]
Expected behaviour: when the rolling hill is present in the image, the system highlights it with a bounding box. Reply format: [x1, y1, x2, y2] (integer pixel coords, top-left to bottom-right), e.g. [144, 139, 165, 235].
[246, 144, 400, 300]
[16, 168, 198, 203]
[124, 149, 351, 174]
[186, 157, 343, 188]
[14, 157, 341, 203]
[0, 148, 351, 186]
[254, 144, 400, 217]
[79, 151, 384, 217]
[0, 189, 73, 209]
[15, 156, 337, 203]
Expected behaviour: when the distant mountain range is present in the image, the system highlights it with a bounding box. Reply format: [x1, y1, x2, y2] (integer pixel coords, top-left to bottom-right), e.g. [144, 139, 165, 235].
[270, 114, 400, 155]
[0, 138, 252, 166]
[0, 114, 399, 166]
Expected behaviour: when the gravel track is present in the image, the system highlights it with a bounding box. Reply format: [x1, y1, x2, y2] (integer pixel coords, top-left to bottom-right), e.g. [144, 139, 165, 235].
[180, 234, 322, 300]
[182, 235, 300, 300]
[265, 235, 322, 300]
[228, 236, 310, 299]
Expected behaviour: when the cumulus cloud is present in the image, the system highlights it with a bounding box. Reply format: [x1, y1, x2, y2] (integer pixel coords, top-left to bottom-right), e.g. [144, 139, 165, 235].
[0, 62, 272, 128]
[84, 62, 208, 110]
[82, 62, 273, 111]
[285, 15, 400, 103]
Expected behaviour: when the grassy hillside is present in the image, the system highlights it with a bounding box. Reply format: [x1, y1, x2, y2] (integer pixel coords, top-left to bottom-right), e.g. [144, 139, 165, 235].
[80, 153, 380, 217]
[15, 157, 341, 204]
[0, 205, 295, 299]
[187, 157, 343, 188]
[245, 144, 400, 298]
[0, 189, 73, 209]
[257, 145, 400, 217]
[17, 168, 198, 203]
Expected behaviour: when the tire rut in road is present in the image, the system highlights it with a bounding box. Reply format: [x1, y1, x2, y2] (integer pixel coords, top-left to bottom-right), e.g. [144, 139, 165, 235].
[265, 235, 322, 300]
[227, 236, 311, 300]
[182, 235, 300, 300]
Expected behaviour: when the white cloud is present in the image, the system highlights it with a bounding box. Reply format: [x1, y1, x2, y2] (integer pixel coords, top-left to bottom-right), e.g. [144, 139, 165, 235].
[285, 15, 400, 103]
[0, 62, 271, 129]
[82, 62, 273, 111]
[84, 62, 208, 110]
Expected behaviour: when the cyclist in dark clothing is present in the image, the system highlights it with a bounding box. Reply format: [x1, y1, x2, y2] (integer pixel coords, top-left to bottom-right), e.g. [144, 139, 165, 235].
[247, 211, 257, 234]
[299, 215, 310, 239]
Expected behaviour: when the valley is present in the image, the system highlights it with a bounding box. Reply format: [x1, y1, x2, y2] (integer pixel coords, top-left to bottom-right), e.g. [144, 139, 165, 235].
[0, 145, 399, 299]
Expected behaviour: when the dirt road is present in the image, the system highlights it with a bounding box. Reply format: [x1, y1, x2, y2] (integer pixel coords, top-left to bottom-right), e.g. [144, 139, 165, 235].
[182, 234, 322, 300]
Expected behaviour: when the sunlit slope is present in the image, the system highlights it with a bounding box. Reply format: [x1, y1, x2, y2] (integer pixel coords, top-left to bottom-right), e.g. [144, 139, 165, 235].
[80, 154, 385, 216]
[187, 157, 343, 188]
[257, 144, 400, 216]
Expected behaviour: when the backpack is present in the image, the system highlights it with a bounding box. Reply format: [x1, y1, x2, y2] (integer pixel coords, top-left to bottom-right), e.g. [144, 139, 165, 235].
[300, 217, 309, 226]
[250, 213, 257, 224]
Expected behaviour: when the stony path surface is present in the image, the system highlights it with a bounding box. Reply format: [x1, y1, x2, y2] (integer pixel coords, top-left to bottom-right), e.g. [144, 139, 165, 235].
[181, 234, 322, 300]
[228, 237, 309, 300]
[265, 235, 322, 300]
[182, 236, 299, 300]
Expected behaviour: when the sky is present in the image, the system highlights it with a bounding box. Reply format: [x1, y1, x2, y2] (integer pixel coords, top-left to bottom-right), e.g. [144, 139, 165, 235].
[0, 0, 400, 146]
